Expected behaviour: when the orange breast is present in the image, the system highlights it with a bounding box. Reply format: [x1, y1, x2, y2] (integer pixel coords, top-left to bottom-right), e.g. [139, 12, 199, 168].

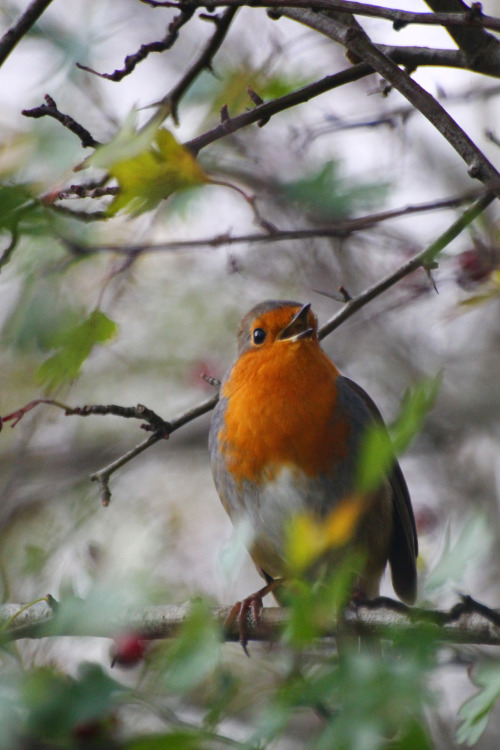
[219, 341, 350, 485]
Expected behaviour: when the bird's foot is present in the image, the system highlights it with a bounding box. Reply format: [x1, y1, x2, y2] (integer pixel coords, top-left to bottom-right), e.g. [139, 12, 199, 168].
[225, 578, 283, 656]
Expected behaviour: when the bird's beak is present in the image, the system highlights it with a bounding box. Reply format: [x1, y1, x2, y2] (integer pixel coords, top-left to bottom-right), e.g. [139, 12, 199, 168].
[278, 303, 315, 342]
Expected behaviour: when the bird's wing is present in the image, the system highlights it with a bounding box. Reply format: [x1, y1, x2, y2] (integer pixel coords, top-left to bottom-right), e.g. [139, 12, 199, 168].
[341, 376, 418, 604]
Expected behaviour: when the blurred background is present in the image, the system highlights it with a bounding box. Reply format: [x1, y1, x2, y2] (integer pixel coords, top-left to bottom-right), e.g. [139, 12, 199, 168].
[1, 0, 500, 746]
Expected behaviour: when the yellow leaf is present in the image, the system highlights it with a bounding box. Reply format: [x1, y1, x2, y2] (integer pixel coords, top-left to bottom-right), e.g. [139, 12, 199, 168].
[286, 495, 365, 574]
[108, 128, 207, 215]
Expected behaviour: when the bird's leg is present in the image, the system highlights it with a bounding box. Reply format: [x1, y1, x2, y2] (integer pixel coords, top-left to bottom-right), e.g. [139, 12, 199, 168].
[225, 578, 284, 656]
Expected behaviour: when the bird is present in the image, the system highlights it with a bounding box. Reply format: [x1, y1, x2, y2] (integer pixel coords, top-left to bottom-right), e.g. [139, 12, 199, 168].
[209, 300, 418, 645]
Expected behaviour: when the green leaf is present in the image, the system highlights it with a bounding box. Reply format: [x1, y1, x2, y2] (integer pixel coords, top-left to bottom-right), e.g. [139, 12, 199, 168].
[109, 128, 207, 215]
[457, 662, 500, 746]
[357, 376, 440, 493]
[126, 732, 205, 750]
[423, 514, 492, 596]
[36, 309, 117, 392]
[280, 162, 390, 220]
[23, 663, 123, 739]
[163, 600, 221, 694]
[87, 116, 207, 215]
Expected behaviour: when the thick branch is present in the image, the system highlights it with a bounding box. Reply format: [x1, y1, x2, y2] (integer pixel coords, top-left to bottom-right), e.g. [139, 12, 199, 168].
[3, 595, 500, 646]
[424, 0, 500, 66]
[0, 0, 54, 68]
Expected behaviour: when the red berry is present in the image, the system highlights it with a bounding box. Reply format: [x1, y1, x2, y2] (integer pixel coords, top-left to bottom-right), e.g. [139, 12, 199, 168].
[111, 632, 146, 667]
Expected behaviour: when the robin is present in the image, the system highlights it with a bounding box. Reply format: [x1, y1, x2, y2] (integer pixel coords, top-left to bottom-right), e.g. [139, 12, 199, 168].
[209, 300, 418, 644]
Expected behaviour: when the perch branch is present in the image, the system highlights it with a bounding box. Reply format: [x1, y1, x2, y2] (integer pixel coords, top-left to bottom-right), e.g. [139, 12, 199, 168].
[3, 595, 500, 646]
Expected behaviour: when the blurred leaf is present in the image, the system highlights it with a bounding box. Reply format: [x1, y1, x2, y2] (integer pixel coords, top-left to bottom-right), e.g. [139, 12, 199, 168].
[88, 117, 207, 215]
[36, 309, 117, 392]
[201, 65, 308, 116]
[358, 376, 440, 493]
[126, 732, 205, 750]
[423, 514, 492, 596]
[457, 662, 500, 746]
[254, 643, 433, 750]
[86, 112, 159, 171]
[458, 270, 500, 310]
[108, 128, 207, 216]
[0, 184, 35, 232]
[280, 162, 390, 220]
[23, 663, 123, 739]
[282, 556, 361, 648]
[286, 497, 365, 574]
[3, 277, 82, 353]
[163, 600, 221, 694]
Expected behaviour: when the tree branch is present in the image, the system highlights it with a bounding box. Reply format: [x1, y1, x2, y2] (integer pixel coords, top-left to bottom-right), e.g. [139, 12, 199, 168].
[281, 8, 500, 194]
[3, 595, 500, 646]
[139, 0, 500, 34]
[1, 395, 219, 506]
[424, 0, 500, 67]
[0, 0, 55, 68]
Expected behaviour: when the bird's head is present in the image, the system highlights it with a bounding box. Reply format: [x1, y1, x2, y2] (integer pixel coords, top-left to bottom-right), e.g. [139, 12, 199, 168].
[237, 300, 318, 356]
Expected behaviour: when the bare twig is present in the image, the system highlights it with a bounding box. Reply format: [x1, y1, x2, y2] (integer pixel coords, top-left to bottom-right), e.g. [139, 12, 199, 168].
[0, 0, 55, 68]
[56, 189, 488, 256]
[76, 5, 195, 81]
[155, 7, 238, 125]
[22, 95, 100, 148]
[3, 594, 500, 646]
[1, 395, 219, 505]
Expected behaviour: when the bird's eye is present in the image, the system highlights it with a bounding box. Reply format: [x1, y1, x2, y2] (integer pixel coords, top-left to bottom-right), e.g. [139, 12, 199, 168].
[252, 328, 267, 345]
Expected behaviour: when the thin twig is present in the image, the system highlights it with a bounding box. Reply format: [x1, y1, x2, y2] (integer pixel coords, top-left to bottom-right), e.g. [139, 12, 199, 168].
[22, 95, 100, 148]
[156, 6, 238, 125]
[76, 5, 195, 81]
[0, 0, 55, 68]
[56, 189, 488, 256]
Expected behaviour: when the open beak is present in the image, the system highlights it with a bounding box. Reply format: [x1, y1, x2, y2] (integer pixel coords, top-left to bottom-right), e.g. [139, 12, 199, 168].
[278, 303, 315, 342]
